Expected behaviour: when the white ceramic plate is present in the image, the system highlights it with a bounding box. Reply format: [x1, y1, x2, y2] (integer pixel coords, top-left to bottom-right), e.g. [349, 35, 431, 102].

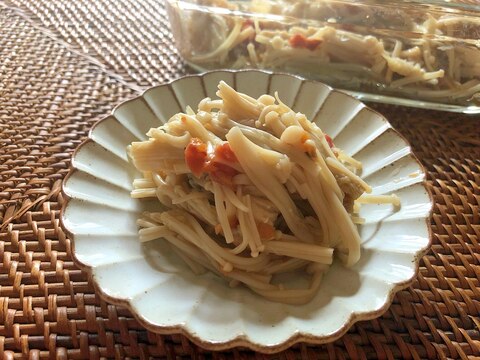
[61, 70, 433, 353]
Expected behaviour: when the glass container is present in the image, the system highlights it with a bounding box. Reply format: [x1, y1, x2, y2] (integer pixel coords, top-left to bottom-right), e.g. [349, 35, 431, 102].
[166, 0, 480, 113]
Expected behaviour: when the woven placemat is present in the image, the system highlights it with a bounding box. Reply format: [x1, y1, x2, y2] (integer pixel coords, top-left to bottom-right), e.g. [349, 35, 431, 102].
[1, 1, 479, 359]
[3, 0, 187, 89]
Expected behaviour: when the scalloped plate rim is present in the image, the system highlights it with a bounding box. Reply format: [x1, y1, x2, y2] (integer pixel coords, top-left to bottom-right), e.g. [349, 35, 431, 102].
[60, 69, 434, 353]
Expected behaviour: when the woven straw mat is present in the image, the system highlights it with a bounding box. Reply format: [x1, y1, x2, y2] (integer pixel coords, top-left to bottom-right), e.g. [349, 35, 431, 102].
[0, 1, 479, 359]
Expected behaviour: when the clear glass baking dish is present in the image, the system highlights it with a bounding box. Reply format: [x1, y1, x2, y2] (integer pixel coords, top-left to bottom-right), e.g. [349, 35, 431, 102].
[166, 0, 480, 113]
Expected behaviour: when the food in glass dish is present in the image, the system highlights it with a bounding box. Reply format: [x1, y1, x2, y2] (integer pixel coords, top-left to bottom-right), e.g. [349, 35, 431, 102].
[167, 0, 480, 107]
[128, 81, 400, 304]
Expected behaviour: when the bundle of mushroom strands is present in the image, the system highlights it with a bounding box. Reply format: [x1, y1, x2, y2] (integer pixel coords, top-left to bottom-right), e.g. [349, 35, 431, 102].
[128, 81, 399, 305]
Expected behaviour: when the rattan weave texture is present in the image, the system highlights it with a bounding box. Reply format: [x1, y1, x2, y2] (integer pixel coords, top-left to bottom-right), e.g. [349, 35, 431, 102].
[4, 0, 187, 88]
[0, 1, 479, 359]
